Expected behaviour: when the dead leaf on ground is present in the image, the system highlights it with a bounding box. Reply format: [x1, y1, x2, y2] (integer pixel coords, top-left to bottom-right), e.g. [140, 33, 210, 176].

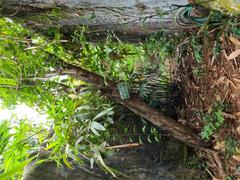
[223, 49, 229, 60]
[237, 126, 240, 135]
[212, 177, 222, 180]
[215, 95, 221, 102]
[214, 141, 225, 150]
[232, 155, 240, 162]
[234, 112, 240, 117]
[228, 49, 240, 60]
[229, 36, 240, 46]
[222, 112, 236, 120]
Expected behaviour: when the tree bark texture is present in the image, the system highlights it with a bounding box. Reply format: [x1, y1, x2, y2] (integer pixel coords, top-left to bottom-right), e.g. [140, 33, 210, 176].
[1, 0, 188, 41]
[55, 64, 210, 148]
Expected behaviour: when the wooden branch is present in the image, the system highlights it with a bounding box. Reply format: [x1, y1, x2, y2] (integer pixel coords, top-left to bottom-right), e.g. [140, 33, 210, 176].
[1, 0, 188, 42]
[58, 65, 210, 148]
[106, 143, 141, 149]
[199, 148, 226, 178]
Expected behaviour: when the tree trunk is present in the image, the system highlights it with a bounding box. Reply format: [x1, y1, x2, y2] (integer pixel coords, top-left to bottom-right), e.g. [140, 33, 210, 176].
[54, 65, 209, 148]
[56, 65, 227, 177]
[1, 0, 188, 42]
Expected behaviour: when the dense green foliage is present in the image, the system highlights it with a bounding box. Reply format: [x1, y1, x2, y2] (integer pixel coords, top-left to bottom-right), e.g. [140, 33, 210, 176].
[0, 17, 176, 179]
[200, 103, 225, 140]
[0, 18, 117, 178]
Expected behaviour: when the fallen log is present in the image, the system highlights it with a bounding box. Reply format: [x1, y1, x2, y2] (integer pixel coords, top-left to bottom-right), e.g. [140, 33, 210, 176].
[54, 64, 210, 148]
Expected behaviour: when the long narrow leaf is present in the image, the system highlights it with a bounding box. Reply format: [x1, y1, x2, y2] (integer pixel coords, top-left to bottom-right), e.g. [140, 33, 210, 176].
[93, 108, 113, 121]
[0, 157, 34, 180]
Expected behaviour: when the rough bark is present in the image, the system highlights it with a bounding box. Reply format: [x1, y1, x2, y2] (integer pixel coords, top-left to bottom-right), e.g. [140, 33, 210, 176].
[0, 0, 188, 41]
[54, 64, 210, 148]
